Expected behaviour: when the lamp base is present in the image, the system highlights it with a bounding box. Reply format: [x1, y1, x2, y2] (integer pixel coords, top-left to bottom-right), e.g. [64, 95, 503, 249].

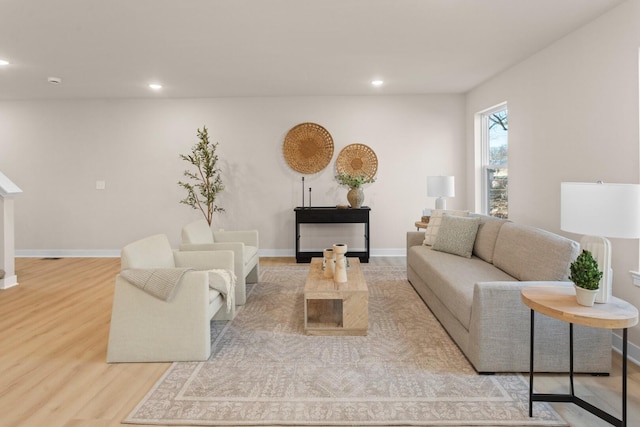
[580, 235, 612, 303]
[435, 197, 446, 210]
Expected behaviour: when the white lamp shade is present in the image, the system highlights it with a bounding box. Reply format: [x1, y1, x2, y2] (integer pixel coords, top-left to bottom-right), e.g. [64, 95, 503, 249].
[427, 176, 455, 198]
[561, 182, 640, 238]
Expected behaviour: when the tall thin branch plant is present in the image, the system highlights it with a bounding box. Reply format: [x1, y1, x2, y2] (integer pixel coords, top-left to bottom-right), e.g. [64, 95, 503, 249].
[178, 126, 225, 226]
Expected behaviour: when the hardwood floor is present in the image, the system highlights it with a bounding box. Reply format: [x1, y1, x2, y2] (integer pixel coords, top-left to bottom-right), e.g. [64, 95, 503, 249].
[0, 256, 638, 427]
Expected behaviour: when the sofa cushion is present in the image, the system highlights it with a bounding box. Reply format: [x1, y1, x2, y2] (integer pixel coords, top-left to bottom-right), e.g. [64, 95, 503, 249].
[472, 215, 509, 263]
[408, 245, 515, 329]
[432, 215, 480, 258]
[493, 222, 579, 281]
[423, 209, 469, 245]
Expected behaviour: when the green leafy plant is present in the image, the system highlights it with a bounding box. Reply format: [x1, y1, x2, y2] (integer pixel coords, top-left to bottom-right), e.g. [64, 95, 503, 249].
[569, 250, 603, 290]
[178, 126, 225, 226]
[335, 173, 376, 189]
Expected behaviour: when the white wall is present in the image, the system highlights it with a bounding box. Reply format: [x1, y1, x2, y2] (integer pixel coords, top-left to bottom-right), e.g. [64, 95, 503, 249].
[466, 0, 640, 347]
[0, 95, 466, 256]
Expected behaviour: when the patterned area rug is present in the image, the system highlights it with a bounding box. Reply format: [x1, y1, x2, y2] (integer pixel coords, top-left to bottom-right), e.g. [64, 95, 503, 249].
[125, 265, 567, 426]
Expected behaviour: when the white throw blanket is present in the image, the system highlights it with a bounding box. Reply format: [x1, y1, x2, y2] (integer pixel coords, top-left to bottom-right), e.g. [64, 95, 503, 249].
[121, 268, 236, 312]
[121, 268, 192, 301]
[208, 269, 236, 312]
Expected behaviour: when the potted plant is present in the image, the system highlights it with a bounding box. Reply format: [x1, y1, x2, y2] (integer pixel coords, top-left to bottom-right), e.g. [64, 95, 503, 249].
[335, 173, 375, 208]
[569, 249, 603, 307]
[178, 126, 225, 226]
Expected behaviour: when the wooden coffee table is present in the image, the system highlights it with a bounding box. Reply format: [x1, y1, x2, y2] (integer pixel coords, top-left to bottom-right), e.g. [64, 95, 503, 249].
[303, 257, 368, 336]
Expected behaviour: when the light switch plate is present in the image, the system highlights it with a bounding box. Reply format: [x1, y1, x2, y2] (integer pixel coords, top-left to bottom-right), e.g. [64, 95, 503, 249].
[96, 180, 106, 190]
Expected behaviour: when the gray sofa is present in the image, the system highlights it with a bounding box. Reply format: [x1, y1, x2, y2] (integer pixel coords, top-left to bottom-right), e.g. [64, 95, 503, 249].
[407, 214, 612, 373]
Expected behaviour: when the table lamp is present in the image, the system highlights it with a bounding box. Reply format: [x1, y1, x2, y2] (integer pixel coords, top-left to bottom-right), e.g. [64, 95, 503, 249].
[560, 182, 640, 303]
[427, 176, 455, 210]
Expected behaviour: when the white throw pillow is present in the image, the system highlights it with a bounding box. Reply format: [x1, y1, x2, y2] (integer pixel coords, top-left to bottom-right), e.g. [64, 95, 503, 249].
[423, 209, 469, 246]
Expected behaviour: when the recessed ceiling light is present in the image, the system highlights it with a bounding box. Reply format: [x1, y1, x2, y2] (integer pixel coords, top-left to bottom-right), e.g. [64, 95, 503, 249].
[0, 59, 9, 66]
[371, 80, 384, 87]
[149, 83, 162, 90]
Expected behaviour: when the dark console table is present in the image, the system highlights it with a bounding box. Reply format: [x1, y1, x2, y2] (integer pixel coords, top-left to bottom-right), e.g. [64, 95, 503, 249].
[294, 207, 370, 263]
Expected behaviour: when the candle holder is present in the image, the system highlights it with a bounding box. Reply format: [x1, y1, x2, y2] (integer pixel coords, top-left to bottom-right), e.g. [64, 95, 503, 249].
[333, 243, 348, 283]
[323, 248, 334, 278]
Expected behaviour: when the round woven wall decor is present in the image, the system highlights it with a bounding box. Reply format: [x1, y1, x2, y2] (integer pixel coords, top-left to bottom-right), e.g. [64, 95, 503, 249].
[283, 122, 334, 174]
[336, 143, 378, 179]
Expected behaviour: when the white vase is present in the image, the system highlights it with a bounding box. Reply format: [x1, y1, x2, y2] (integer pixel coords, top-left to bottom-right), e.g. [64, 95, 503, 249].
[323, 248, 334, 278]
[574, 285, 598, 307]
[333, 243, 348, 283]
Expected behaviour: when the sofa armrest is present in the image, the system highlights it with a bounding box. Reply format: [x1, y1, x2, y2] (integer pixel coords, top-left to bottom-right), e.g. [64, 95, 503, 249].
[469, 281, 552, 365]
[213, 229, 259, 247]
[469, 281, 563, 372]
[174, 249, 234, 271]
[467, 280, 611, 373]
[407, 231, 424, 250]
[470, 281, 572, 335]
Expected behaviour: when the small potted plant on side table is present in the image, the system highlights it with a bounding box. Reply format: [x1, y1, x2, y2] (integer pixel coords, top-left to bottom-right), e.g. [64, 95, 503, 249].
[569, 249, 603, 307]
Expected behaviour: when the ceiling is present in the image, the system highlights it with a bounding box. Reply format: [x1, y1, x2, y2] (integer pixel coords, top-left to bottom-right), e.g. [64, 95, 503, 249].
[0, 0, 626, 100]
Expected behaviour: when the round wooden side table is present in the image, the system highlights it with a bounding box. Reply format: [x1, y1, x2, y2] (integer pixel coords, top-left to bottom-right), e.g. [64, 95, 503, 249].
[521, 284, 638, 427]
[414, 221, 429, 230]
[415, 216, 430, 230]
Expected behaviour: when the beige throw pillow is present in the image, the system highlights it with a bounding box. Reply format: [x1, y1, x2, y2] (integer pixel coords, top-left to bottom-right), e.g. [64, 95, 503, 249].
[432, 215, 481, 258]
[423, 209, 469, 246]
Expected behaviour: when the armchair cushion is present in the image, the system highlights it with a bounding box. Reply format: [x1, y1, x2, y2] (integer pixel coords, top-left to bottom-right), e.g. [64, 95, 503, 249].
[243, 245, 259, 267]
[208, 269, 237, 310]
[121, 234, 175, 269]
[182, 219, 215, 244]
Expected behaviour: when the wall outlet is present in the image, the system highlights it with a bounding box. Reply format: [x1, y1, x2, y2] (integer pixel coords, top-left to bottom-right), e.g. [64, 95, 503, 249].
[96, 180, 106, 190]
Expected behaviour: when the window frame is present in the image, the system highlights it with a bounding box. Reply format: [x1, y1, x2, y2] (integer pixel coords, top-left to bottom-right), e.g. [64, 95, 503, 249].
[479, 103, 508, 218]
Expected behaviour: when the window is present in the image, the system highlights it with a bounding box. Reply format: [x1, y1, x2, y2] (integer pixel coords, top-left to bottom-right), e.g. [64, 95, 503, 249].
[480, 105, 508, 218]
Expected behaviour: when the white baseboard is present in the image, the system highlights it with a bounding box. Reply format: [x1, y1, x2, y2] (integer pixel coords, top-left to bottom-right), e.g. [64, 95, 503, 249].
[612, 331, 640, 367]
[16, 249, 121, 258]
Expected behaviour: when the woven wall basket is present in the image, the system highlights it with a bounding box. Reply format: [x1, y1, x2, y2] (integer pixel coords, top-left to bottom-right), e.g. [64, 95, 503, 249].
[336, 143, 378, 179]
[283, 122, 334, 174]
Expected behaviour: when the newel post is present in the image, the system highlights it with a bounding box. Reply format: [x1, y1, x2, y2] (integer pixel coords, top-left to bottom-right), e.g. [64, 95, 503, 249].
[0, 172, 22, 290]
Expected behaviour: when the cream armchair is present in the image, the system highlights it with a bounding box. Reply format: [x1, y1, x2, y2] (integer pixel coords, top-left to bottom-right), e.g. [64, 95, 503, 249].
[180, 219, 259, 305]
[107, 234, 235, 363]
